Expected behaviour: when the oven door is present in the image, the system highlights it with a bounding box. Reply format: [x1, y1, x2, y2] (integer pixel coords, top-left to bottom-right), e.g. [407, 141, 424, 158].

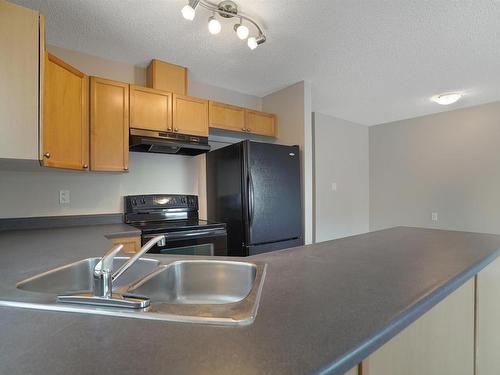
[143, 228, 227, 256]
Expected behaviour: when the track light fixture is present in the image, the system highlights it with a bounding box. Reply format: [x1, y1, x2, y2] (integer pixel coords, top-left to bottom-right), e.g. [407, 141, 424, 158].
[180, 0, 267, 49]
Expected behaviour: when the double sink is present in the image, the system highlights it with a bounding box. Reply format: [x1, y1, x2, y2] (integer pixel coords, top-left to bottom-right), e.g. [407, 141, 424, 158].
[7, 257, 267, 326]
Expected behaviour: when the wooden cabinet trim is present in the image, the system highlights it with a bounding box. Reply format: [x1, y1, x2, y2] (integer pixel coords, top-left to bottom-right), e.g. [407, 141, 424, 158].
[90, 76, 129, 172]
[47, 53, 85, 78]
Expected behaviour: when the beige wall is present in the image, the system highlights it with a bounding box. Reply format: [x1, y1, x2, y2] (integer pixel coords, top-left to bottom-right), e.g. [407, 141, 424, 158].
[262, 81, 314, 244]
[313, 112, 369, 242]
[0, 45, 262, 219]
[370, 101, 500, 234]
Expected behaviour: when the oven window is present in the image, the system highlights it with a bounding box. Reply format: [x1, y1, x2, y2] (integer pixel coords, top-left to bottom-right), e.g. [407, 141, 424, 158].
[158, 243, 214, 256]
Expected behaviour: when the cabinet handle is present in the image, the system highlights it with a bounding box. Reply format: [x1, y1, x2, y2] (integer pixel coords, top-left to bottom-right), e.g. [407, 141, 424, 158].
[247, 128, 251, 132]
[82, 164, 88, 169]
[124, 167, 129, 171]
[167, 127, 172, 131]
[174, 128, 179, 132]
[242, 128, 246, 131]
[43, 152, 51, 159]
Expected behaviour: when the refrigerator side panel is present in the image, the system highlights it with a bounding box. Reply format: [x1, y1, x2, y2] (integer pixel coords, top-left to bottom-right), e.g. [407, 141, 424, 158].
[206, 142, 247, 256]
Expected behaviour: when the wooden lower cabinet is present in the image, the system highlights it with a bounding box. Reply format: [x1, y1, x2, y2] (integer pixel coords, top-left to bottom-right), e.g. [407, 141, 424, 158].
[43, 53, 89, 170]
[111, 236, 141, 254]
[90, 77, 129, 171]
[172, 94, 209, 137]
[245, 109, 276, 137]
[361, 279, 475, 375]
[476, 256, 500, 375]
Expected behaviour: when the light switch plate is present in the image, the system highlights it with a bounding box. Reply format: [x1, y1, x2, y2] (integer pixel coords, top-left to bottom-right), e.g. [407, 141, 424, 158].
[59, 190, 70, 204]
[431, 212, 438, 222]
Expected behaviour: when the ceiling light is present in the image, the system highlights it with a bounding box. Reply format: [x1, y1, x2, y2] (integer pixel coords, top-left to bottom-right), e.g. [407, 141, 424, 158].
[247, 34, 266, 50]
[234, 22, 249, 40]
[208, 15, 222, 34]
[180, 0, 266, 49]
[431, 92, 463, 105]
[181, 0, 199, 20]
[247, 37, 258, 50]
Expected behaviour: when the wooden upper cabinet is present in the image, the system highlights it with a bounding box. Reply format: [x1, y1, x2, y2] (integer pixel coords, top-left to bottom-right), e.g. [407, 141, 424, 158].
[130, 85, 172, 132]
[245, 109, 276, 137]
[90, 77, 129, 172]
[147, 59, 187, 95]
[43, 53, 89, 170]
[209, 101, 245, 132]
[0, 1, 42, 161]
[172, 94, 209, 137]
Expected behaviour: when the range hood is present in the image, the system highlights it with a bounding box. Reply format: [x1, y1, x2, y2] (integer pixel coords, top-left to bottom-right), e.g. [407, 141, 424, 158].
[129, 129, 210, 156]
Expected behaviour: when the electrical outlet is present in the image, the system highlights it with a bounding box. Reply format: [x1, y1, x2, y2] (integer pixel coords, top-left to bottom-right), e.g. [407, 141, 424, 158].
[331, 182, 337, 192]
[59, 190, 70, 204]
[431, 212, 438, 222]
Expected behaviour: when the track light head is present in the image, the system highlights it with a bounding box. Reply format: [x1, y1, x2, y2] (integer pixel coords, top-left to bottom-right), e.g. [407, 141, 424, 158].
[181, 0, 200, 20]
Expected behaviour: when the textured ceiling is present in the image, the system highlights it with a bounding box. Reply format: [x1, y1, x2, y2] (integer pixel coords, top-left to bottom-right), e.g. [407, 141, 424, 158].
[12, 0, 500, 125]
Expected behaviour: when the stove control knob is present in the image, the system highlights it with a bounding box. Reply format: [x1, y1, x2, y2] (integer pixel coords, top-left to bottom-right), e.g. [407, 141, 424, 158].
[132, 199, 137, 206]
[140, 198, 146, 205]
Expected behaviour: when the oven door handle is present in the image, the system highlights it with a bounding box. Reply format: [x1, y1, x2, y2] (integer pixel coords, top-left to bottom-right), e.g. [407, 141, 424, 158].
[143, 229, 227, 242]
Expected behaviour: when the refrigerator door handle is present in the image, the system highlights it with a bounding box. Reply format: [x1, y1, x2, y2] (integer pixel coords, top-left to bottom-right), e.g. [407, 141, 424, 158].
[248, 173, 255, 226]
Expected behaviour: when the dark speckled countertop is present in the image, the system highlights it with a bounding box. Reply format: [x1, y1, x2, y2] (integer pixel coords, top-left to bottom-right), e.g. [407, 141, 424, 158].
[1, 225, 500, 375]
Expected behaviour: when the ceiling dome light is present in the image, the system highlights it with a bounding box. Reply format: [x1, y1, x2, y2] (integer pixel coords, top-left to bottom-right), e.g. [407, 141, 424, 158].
[208, 16, 222, 34]
[181, 0, 199, 20]
[431, 92, 463, 105]
[234, 22, 249, 40]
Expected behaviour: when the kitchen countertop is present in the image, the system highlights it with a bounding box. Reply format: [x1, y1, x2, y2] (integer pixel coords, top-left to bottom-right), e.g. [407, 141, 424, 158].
[1, 225, 500, 375]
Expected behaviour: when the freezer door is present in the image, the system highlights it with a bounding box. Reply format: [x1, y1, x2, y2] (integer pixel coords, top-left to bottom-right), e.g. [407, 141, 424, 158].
[246, 141, 302, 245]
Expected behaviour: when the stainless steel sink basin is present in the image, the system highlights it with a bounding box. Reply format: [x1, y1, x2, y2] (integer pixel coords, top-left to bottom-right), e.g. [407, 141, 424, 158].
[17, 257, 160, 294]
[129, 260, 256, 304]
[5, 256, 266, 326]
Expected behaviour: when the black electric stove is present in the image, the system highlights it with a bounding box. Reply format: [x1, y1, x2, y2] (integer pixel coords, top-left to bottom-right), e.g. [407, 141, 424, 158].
[124, 194, 227, 256]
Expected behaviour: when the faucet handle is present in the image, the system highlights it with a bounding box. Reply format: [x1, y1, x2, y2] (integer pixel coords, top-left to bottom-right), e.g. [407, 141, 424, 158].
[94, 244, 124, 276]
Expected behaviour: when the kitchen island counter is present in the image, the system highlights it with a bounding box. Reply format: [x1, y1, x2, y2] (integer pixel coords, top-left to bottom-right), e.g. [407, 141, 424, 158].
[1, 225, 500, 374]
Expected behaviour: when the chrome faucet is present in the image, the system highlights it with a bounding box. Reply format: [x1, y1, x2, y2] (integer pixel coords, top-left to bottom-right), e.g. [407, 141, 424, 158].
[93, 235, 165, 297]
[58, 235, 165, 309]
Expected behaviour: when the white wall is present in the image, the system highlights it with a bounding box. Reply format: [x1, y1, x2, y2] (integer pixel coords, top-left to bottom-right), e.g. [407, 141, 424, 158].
[262, 81, 313, 244]
[370, 100, 500, 235]
[313, 113, 370, 242]
[0, 45, 262, 219]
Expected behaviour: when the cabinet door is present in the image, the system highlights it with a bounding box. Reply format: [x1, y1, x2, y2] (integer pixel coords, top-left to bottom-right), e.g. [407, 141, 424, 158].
[361, 279, 474, 375]
[476, 256, 500, 375]
[90, 77, 129, 172]
[172, 94, 208, 137]
[111, 236, 141, 254]
[130, 85, 172, 132]
[209, 101, 245, 132]
[0, 1, 40, 160]
[245, 110, 276, 137]
[43, 53, 89, 170]
[147, 59, 187, 96]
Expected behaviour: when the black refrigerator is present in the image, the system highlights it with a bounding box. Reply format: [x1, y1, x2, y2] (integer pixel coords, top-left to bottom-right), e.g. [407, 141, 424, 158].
[206, 140, 303, 256]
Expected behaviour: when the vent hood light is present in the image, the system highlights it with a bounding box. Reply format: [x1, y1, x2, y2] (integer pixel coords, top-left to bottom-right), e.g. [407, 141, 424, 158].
[431, 92, 463, 105]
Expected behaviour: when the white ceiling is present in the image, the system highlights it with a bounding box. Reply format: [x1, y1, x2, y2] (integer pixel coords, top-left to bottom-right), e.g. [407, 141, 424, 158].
[12, 0, 500, 125]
